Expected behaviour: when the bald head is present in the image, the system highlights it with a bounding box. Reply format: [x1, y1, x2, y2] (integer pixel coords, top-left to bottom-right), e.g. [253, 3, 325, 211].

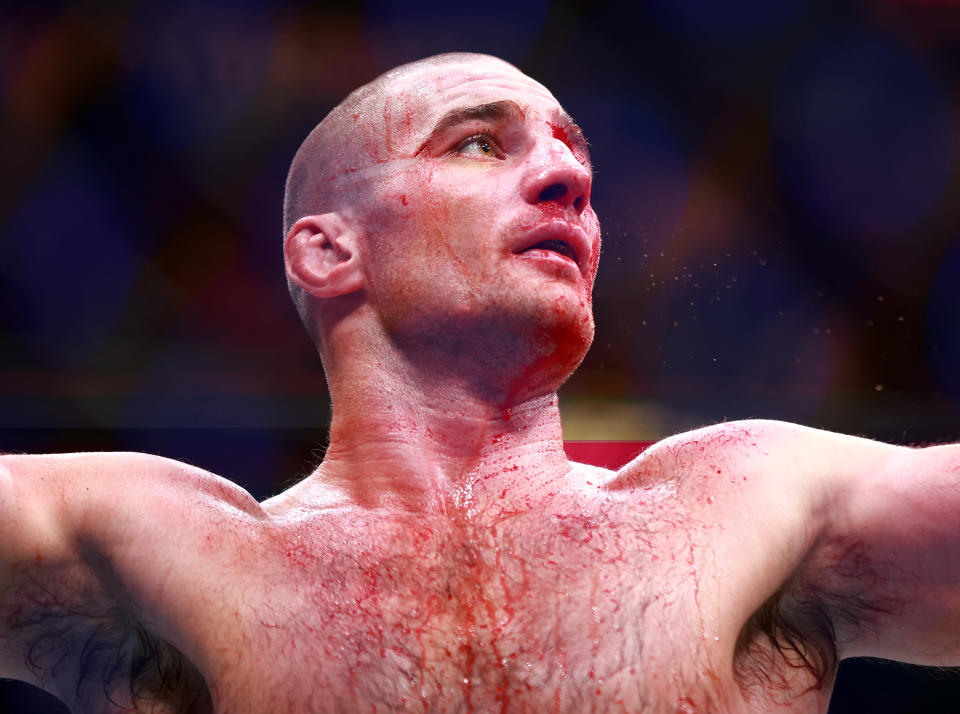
[281, 49, 596, 386]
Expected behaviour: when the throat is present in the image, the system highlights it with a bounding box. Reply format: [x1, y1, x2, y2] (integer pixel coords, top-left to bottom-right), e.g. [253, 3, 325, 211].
[318, 442, 576, 515]
[319, 394, 571, 512]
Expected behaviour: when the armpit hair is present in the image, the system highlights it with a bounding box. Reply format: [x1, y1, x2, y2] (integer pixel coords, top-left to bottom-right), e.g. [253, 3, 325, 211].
[733, 585, 845, 697]
[15, 593, 211, 713]
[734, 562, 904, 701]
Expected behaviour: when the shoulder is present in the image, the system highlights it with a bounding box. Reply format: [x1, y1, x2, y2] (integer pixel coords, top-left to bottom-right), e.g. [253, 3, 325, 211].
[3, 450, 262, 509]
[0, 451, 266, 556]
[608, 418, 899, 493]
[605, 419, 804, 492]
[2, 450, 270, 625]
[602, 420, 861, 608]
[601, 418, 828, 570]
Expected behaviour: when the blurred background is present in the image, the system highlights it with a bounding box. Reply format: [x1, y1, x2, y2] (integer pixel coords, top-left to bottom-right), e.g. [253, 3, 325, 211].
[1, 0, 959, 711]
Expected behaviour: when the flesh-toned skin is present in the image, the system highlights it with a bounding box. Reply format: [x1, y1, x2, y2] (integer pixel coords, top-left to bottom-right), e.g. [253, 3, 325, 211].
[2, 55, 960, 714]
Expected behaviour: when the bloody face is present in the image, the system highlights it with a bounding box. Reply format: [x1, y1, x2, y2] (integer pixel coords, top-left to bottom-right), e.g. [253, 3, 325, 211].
[345, 57, 601, 399]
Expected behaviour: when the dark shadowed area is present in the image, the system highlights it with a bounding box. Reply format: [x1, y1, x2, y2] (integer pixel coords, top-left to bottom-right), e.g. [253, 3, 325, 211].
[1, 0, 959, 710]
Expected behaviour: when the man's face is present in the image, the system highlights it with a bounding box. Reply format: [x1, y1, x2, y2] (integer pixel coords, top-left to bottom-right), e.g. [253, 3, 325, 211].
[352, 57, 600, 392]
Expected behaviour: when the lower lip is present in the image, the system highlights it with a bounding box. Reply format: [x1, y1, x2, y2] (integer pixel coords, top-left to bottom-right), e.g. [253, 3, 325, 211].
[515, 249, 582, 280]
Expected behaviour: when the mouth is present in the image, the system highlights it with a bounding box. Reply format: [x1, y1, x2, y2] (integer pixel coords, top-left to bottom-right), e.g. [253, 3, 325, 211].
[513, 223, 591, 276]
[520, 239, 578, 262]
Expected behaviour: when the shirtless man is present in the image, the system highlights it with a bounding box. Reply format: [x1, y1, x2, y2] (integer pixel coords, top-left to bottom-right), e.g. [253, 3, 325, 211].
[1, 51, 959, 714]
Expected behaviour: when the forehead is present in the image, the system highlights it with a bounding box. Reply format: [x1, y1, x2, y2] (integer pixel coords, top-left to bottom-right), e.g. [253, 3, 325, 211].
[380, 60, 563, 150]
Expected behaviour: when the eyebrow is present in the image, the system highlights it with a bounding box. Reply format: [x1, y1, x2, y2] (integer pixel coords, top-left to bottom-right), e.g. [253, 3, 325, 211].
[417, 100, 525, 154]
[417, 99, 591, 165]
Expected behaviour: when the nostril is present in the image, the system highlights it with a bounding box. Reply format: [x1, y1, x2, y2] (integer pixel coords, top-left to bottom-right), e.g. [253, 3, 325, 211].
[539, 184, 567, 203]
[573, 195, 585, 212]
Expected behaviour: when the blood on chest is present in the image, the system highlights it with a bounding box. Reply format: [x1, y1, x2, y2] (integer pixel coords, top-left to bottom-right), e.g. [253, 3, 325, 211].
[231, 500, 717, 713]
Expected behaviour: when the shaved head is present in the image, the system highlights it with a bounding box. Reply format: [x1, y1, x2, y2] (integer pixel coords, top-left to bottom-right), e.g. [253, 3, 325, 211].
[281, 50, 596, 395]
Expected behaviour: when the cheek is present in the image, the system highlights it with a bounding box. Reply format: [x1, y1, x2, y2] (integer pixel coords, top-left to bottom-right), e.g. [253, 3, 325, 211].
[413, 166, 503, 256]
[366, 165, 509, 292]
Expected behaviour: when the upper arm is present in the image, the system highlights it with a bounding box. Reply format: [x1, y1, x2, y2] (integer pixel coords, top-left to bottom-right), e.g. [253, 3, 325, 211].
[801, 439, 960, 664]
[0, 451, 264, 689]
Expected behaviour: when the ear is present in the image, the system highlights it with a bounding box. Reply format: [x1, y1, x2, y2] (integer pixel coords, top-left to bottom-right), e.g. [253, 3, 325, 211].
[284, 213, 364, 298]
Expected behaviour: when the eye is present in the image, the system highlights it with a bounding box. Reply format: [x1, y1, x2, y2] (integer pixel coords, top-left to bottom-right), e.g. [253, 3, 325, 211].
[455, 132, 502, 159]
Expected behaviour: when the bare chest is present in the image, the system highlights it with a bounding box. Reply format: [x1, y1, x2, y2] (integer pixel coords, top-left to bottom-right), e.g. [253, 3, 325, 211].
[200, 503, 746, 714]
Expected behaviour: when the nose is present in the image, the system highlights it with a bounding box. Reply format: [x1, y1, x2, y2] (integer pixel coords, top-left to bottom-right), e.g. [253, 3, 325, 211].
[524, 141, 592, 216]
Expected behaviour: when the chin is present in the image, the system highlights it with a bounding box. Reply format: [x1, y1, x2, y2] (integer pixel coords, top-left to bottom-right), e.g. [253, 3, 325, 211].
[504, 294, 595, 401]
[538, 310, 595, 378]
[533, 283, 595, 348]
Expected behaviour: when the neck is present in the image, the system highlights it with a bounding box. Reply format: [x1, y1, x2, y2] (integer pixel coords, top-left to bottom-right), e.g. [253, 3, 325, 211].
[313, 345, 575, 513]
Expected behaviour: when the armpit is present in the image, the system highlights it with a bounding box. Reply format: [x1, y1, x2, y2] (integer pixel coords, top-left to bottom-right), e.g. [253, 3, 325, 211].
[2, 562, 211, 713]
[734, 536, 912, 704]
[733, 586, 841, 701]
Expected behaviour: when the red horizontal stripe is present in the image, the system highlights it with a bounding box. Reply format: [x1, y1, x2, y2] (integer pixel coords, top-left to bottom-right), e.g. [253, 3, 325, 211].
[563, 441, 652, 469]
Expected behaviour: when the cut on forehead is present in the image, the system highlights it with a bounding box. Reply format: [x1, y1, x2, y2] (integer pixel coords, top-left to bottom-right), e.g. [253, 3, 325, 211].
[283, 53, 541, 236]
